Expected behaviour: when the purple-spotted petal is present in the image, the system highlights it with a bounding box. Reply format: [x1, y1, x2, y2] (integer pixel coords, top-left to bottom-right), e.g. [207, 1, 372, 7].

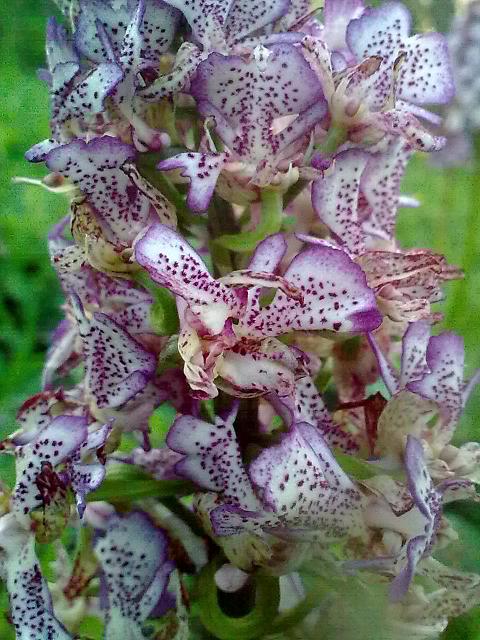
[11, 415, 88, 526]
[157, 152, 227, 213]
[163, 0, 231, 44]
[389, 435, 441, 600]
[293, 376, 359, 452]
[218, 339, 299, 398]
[72, 296, 156, 409]
[407, 332, 464, 441]
[135, 223, 240, 333]
[224, 0, 290, 44]
[0, 515, 73, 640]
[192, 44, 326, 165]
[56, 62, 124, 125]
[139, 41, 203, 101]
[167, 411, 260, 510]
[94, 512, 174, 638]
[45, 137, 154, 246]
[45, 16, 80, 92]
[360, 138, 412, 241]
[246, 245, 382, 337]
[399, 320, 431, 388]
[76, 0, 178, 63]
[347, 1, 454, 106]
[312, 149, 369, 256]
[378, 109, 446, 152]
[247, 233, 287, 272]
[395, 33, 455, 105]
[346, 2, 412, 60]
[14, 390, 64, 443]
[70, 422, 112, 517]
[249, 423, 365, 539]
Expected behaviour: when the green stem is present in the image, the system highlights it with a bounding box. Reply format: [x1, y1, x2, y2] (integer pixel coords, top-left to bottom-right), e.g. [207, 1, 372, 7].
[195, 559, 280, 640]
[318, 125, 347, 155]
[214, 188, 283, 253]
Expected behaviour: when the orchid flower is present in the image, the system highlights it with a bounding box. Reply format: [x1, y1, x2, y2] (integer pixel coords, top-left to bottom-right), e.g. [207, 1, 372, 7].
[167, 405, 367, 570]
[157, 43, 328, 211]
[302, 0, 454, 153]
[310, 145, 460, 321]
[369, 321, 480, 478]
[135, 224, 381, 397]
[4, 391, 110, 525]
[362, 436, 475, 601]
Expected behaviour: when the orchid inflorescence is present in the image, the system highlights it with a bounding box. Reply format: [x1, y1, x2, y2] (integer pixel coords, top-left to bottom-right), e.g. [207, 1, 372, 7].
[2, 0, 480, 638]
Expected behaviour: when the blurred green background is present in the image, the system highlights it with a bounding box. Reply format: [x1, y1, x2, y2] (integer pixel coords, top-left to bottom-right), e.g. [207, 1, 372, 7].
[0, 0, 479, 637]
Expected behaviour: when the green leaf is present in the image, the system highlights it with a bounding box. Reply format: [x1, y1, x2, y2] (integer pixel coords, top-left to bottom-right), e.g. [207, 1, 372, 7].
[149, 286, 179, 335]
[77, 615, 104, 640]
[335, 453, 384, 480]
[149, 402, 177, 447]
[87, 465, 193, 503]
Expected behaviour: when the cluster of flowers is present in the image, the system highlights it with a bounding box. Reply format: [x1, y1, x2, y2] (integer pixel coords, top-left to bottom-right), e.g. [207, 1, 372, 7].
[2, 0, 480, 638]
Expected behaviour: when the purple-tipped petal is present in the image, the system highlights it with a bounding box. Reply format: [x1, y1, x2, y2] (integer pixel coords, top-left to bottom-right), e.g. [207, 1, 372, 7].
[246, 245, 382, 336]
[322, 0, 365, 53]
[157, 152, 227, 213]
[45, 137, 154, 246]
[389, 435, 441, 600]
[247, 233, 287, 272]
[94, 512, 174, 637]
[72, 296, 156, 409]
[135, 223, 240, 333]
[367, 332, 399, 395]
[347, 2, 412, 60]
[25, 138, 62, 163]
[312, 149, 369, 256]
[192, 44, 326, 165]
[389, 534, 427, 602]
[167, 412, 260, 509]
[407, 332, 464, 440]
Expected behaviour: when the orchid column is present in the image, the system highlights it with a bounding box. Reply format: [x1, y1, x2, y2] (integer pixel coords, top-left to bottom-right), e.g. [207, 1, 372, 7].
[1, 1, 479, 639]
